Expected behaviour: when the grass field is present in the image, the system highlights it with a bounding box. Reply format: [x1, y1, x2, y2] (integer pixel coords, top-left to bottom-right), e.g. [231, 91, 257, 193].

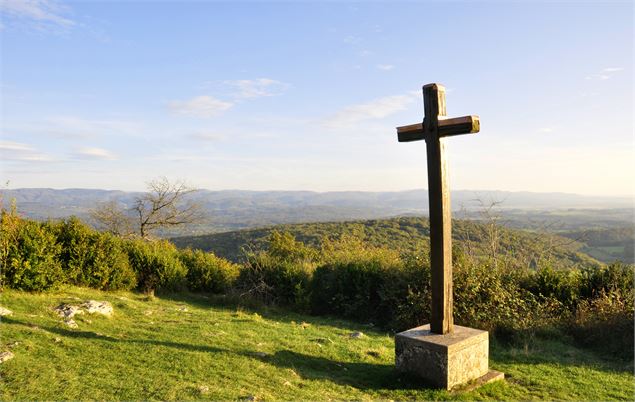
[1, 287, 633, 400]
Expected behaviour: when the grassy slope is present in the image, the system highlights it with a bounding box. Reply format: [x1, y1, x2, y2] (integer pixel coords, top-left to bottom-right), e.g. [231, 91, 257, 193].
[1, 287, 632, 401]
[171, 217, 598, 268]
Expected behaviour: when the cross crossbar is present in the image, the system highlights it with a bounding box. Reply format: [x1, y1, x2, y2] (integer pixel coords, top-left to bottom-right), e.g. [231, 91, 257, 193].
[397, 115, 480, 142]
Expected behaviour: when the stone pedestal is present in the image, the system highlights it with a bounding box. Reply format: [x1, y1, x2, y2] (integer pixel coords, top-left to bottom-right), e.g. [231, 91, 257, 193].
[395, 324, 502, 390]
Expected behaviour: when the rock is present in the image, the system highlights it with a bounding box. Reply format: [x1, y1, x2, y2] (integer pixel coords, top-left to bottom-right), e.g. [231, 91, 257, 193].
[54, 304, 83, 319]
[54, 337, 62, 343]
[0, 306, 13, 316]
[176, 306, 188, 312]
[8, 342, 19, 348]
[252, 352, 268, 358]
[349, 331, 364, 339]
[0, 351, 14, 363]
[81, 301, 113, 317]
[283, 381, 292, 386]
[197, 385, 209, 394]
[64, 319, 78, 328]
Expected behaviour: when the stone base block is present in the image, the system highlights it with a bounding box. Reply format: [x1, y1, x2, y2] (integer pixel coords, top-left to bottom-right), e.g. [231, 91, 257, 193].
[395, 324, 493, 390]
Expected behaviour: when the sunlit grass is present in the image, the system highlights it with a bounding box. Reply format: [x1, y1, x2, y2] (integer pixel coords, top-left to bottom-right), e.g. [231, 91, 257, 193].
[1, 287, 632, 400]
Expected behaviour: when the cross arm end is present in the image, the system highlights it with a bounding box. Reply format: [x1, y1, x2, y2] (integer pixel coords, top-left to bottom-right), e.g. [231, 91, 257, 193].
[396, 122, 425, 142]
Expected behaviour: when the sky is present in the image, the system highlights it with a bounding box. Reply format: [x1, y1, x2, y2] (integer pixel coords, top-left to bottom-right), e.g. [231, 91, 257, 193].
[0, 0, 633, 196]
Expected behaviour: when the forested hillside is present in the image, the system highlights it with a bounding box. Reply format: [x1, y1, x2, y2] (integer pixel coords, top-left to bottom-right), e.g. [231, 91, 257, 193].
[171, 217, 599, 269]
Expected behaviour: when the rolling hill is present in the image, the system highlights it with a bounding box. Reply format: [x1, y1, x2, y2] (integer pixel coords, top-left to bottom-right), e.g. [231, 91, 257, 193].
[171, 216, 600, 269]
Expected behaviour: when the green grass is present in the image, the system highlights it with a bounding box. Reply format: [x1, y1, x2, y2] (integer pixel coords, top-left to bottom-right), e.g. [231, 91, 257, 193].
[1, 287, 633, 400]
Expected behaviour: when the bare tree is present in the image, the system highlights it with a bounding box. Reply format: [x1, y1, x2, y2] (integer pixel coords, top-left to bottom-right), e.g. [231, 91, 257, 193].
[91, 177, 200, 238]
[90, 199, 135, 237]
[133, 177, 200, 238]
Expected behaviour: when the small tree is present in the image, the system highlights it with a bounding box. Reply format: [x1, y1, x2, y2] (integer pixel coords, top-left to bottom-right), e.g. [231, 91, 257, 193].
[92, 177, 200, 238]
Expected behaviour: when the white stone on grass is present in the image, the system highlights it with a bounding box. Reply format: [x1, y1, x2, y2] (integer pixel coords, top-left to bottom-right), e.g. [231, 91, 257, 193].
[0, 351, 14, 363]
[0, 306, 13, 316]
[81, 300, 113, 317]
[54, 304, 83, 319]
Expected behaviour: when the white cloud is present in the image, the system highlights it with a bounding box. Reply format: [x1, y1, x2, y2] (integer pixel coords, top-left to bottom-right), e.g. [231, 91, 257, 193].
[537, 127, 554, 133]
[0, 0, 74, 29]
[0, 140, 34, 152]
[73, 147, 116, 160]
[0, 140, 52, 161]
[585, 67, 624, 80]
[186, 131, 225, 142]
[323, 93, 417, 129]
[602, 67, 623, 73]
[224, 78, 289, 99]
[169, 96, 233, 118]
[377, 64, 395, 71]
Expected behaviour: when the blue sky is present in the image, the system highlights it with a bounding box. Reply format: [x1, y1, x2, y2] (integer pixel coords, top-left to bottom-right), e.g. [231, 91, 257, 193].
[1, 1, 633, 196]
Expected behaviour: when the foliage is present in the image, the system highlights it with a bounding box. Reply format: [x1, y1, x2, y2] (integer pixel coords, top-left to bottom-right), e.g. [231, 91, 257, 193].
[172, 216, 600, 270]
[566, 290, 634, 358]
[53, 217, 136, 290]
[125, 239, 187, 293]
[311, 235, 411, 326]
[236, 231, 316, 306]
[1, 217, 63, 291]
[180, 248, 239, 293]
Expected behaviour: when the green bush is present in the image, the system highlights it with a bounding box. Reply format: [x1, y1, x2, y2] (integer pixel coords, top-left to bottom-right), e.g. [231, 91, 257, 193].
[310, 237, 407, 326]
[54, 217, 93, 283]
[521, 265, 582, 309]
[85, 233, 136, 290]
[52, 217, 136, 290]
[567, 291, 634, 358]
[126, 239, 187, 293]
[180, 248, 239, 293]
[1, 219, 63, 291]
[580, 262, 634, 299]
[236, 231, 316, 306]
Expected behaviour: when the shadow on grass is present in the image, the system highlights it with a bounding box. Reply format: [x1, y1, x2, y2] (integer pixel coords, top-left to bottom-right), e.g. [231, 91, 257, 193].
[1, 317, 226, 355]
[264, 349, 432, 391]
[158, 291, 379, 333]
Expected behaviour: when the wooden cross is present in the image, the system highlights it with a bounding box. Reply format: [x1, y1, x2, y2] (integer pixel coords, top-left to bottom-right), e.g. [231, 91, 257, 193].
[396, 83, 479, 335]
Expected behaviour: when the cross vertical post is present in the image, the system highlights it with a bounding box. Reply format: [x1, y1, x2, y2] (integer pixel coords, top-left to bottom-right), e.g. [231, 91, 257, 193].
[396, 83, 480, 336]
[423, 84, 453, 335]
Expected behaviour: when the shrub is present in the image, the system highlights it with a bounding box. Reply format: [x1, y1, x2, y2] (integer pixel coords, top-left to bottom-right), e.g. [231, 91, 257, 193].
[53, 217, 93, 283]
[521, 265, 582, 309]
[85, 233, 136, 290]
[2, 219, 63, 291]
[236, 231, 316, 306]
[180, 248, 239, 293]
[126, 239, 187, 293]
[53, 217, 136, 290]
[311, 236, 407, 326]
[580, 262, 634, 299]
[567, 291, 634, 358]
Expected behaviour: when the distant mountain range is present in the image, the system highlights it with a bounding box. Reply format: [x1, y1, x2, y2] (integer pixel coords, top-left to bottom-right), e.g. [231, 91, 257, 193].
[2, 188, 632, 236]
